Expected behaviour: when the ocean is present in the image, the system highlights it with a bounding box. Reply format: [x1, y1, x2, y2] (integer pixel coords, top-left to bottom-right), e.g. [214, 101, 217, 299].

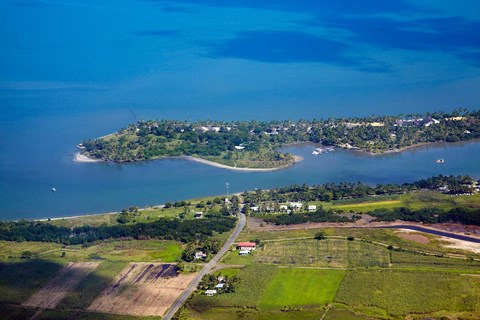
[1, 0, 480, 219]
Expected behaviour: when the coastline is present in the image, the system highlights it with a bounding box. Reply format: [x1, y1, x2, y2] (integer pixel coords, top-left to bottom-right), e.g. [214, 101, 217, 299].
[73, 152, 102, 163]
[184, 155, 303, 172]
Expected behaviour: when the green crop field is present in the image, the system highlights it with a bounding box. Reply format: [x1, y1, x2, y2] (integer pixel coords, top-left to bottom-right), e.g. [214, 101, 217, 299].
[253, 239, 389, 268]
[0, 239, 183, 263]
[188, 265, 278, 312]
[259, 268, 345, 308]
[390, 250, 480, 272]
[335, 270, 480, 316]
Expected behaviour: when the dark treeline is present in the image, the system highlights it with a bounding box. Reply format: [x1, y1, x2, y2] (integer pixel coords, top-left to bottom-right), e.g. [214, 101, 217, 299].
[0, 217, 235, 245]
[371, 207, 480, 226]
[242, 175, 476, 205]
[263, 208, 357, 225]
[80, 109, 480, 162]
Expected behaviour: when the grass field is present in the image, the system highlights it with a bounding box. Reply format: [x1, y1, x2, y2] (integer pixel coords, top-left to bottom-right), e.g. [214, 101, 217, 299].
[259, 268, 345, 308]
[188, 265, 278, 312]
[335, 270, 480, 316]
[253, 239, 389, 268]
[332, 200, 403, 212]
[0, 239, 183, 263]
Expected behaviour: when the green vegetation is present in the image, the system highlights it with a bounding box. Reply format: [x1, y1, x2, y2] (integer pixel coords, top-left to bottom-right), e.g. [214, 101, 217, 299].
[259, 269, 344, 308]
[0, 260, 65, 304]
[335, 270, 480, 316]
[187, 265, 278, 312]
[80, 109, 480, 167]
[262, 208, 357, 225]
[0, 216, 235, 244]
[57, 261, 127, 309]
[0, 239, 183, 263]
[253, 239, 389, 268]
[36, 310, 160, 320]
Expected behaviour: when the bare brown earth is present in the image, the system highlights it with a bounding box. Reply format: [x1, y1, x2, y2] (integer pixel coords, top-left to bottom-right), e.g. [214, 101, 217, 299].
[88, 263, 196, 317]
[395, 229, 430, 244]
[22, 262, 99, 309]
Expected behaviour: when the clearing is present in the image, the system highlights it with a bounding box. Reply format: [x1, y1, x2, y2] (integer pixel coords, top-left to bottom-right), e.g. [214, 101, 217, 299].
[22, 262, 99, 309]
[88, 262, 196, 317]
[253, 239, 389, 268]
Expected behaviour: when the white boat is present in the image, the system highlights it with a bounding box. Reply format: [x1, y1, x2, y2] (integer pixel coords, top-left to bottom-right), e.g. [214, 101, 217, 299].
[51, 187, 57, 192]
[435, 159, 445, 164]
[312, 150, 321, 155]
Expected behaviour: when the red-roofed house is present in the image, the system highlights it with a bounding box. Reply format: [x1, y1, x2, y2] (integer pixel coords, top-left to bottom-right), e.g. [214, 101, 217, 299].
[237, 242, 256, 251]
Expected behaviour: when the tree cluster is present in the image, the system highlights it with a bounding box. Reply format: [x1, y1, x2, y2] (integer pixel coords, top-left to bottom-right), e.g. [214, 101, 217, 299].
[0, 217, 235, 245]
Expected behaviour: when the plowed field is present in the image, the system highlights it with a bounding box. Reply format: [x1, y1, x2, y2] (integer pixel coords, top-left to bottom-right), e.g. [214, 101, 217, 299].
[88, 263, 196, 316]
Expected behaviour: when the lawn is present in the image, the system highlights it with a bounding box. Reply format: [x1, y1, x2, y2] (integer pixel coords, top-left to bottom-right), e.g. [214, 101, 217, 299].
[335, 270, 480, 316]
[259, 268, 345, 308]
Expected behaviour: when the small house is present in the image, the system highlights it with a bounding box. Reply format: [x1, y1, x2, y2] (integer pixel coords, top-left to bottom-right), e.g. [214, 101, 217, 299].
[195, 251, 207, 260]
[205, 290, 217, 296]
[215, 283, 225, 289]
[250, 206, 259, 212]
[290, 202, 303, 211]
[237, 242, 256, 251]
[194, 212, 203, 218]
[279, 205, 288, 211]
[235, 145, 245, 150]
[308, 205, 317, 212]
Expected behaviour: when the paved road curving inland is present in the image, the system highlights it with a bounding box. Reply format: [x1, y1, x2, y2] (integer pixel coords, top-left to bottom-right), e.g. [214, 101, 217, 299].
[375, 225, 480, 243]
[163, 212, 246, 320]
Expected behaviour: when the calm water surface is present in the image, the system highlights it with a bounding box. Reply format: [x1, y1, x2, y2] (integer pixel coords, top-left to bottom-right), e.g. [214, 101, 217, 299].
[1, 0, 480, 219]
[1, 110, 479, 220]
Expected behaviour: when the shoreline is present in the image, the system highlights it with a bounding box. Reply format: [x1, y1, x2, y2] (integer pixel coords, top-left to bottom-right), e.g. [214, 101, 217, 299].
[72, 152, 303, 171]
[73, 152, 102, 163]
[184, 155, 303, 172]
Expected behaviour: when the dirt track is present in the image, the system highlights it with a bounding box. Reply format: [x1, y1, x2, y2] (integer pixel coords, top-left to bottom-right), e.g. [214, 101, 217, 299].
[88, 263, 196, 317]
[22, 262, 99, 309]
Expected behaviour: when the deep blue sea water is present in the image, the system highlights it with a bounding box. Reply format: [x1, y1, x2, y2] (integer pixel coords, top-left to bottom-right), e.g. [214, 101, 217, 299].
[1, 0, 480, 219]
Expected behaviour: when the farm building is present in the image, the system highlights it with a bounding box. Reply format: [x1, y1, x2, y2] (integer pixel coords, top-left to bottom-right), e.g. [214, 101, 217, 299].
[205, 290, 217, 296]
[237, 242, 256, 251]
[239, 250, 250, 255]
[195, 251, 207, 260]
[308, 205, 317, 212]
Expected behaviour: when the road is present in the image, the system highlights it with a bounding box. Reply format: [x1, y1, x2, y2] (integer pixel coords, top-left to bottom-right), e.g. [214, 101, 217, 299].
[163, 212, 246, 320]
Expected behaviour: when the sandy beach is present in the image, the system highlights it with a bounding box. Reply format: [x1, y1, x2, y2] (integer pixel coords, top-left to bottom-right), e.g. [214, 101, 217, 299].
[73, 152, 102, 163]
[184, 155, 303, 172]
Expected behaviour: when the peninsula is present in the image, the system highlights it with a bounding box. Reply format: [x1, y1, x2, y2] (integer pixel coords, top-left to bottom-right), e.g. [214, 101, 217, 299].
[78, 109, 480, 169]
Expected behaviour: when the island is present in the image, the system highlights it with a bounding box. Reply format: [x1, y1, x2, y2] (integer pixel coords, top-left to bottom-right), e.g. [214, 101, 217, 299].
[78, 109, 480, 169]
